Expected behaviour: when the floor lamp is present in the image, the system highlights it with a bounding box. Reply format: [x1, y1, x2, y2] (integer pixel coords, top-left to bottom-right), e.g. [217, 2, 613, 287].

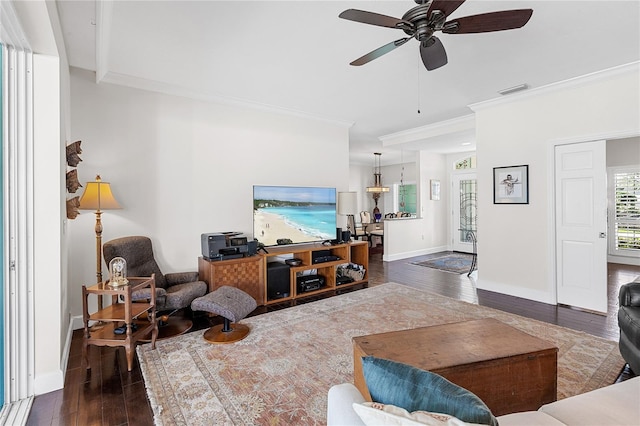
[79, 175, 122, 311]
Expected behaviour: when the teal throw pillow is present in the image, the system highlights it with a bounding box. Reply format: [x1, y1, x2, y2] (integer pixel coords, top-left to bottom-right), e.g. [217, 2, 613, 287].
[362, 356, 498, 426]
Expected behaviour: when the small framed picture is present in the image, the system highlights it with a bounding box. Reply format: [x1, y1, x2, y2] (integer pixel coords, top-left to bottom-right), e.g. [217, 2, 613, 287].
[430, 179, 441, 201]
[493, 165, 529, 204]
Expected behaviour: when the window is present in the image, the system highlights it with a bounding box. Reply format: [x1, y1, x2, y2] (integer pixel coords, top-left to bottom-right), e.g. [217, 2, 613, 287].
[397, 183, 417, 214]
[455, 155, 476, 170]
[609, 167, 640, 255]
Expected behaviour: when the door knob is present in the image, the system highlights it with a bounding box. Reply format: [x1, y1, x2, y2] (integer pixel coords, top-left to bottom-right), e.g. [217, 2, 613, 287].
[599, 232, 606, 238]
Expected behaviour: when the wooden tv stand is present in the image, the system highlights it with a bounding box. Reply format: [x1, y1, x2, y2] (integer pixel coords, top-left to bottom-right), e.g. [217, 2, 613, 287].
[262, 240, 369, 305]
[198, 241, 369, 306]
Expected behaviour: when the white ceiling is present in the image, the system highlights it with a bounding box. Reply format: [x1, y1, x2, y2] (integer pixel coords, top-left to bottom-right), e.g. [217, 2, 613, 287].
[54, 0, 640, 166]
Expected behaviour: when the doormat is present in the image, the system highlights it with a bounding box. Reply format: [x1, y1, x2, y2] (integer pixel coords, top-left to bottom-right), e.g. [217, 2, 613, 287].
[412, 252, 475, 274]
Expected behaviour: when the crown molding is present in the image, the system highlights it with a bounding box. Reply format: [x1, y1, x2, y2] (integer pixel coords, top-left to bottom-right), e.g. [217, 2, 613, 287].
[97, 69, 354, 128]
[380, 114, 475, 146]
[470, 61, 640, 112]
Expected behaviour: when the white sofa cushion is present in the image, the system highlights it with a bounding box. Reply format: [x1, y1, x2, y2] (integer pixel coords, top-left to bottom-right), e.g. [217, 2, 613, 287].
[538, 376, 640, 426]
[352, 402, 481, 426]
[327, 383, 366, 426]
[497, 411, 566, 425]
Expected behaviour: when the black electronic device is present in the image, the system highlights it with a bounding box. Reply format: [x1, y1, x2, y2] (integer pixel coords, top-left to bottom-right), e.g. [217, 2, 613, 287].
[311, 249, 340, 264]
[247, 240, 258, 255]
[267, 262, 290, 300]
[312, 254, 341, 264]
[201, 232, 256, 261]
[312, 249, 330, 260]
[296, 274, 325, 293]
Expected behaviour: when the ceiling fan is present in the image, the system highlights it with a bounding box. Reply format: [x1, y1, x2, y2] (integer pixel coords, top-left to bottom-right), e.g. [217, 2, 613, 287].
[339, 0, 533, 71]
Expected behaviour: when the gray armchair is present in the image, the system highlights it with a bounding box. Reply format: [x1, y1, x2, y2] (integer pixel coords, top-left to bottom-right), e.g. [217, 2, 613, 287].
[618, 278, 640, 374]
[103, 236, 207, 315]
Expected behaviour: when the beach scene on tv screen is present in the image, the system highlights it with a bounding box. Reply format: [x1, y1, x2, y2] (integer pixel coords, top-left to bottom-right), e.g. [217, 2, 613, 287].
[253, 186, 336, 246]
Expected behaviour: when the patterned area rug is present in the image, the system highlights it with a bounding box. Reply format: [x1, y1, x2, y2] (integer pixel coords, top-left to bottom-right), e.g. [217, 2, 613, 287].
[137, 282, 624, 426]
[412, 253, 474, 274]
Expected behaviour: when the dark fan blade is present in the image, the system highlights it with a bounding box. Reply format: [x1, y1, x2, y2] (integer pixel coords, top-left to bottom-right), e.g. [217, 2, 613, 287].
[339, 9, 412, 30]
[443, 9, 533, 34]
[420, 36, 447, 71]
[427, 0, 466, 18]
[350, 37, 412, 66]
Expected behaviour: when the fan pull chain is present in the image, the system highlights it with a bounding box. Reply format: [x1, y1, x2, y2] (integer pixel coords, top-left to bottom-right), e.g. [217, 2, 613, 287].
[417, 55, 422, 114]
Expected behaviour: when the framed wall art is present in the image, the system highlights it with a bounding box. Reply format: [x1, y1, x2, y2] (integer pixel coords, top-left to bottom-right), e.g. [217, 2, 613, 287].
[493, 165, 529, 204]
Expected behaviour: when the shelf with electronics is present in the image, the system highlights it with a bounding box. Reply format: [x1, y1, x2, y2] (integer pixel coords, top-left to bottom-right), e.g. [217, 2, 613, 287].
[262, 240, 369, 305]
[198, 240, 369, 306]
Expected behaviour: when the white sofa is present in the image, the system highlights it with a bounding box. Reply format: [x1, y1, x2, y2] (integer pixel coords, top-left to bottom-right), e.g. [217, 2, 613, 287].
[327, 376, 640, 426]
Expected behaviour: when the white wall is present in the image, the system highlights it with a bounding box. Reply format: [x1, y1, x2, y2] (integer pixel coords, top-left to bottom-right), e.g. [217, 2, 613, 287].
[419, 151, 448, 251]
[32, 54, 65, 395]
[67, 68, 350, 320]
[472, 63, 640, 303]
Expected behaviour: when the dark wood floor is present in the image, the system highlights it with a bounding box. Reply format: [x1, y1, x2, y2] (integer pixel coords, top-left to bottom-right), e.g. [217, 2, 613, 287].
[27, 252, 639, 426]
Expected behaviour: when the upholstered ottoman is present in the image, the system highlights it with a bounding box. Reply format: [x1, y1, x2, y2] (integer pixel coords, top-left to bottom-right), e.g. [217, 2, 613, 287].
[191, 286, 257, 343]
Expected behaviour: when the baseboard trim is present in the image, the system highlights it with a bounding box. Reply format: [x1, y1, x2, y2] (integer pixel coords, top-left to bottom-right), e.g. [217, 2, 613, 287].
[383, 246, 448, 262]
[476, 278, 556, 305]
[608, 255, 640, 266]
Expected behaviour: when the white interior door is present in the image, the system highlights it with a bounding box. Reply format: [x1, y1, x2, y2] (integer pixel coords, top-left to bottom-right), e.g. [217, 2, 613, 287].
[555, 140, 607, 313]
[452, 173, 477, 253]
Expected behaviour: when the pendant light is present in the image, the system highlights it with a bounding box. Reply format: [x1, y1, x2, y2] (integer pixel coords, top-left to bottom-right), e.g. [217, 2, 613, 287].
[366, 152, 389, 221]
[366, 153, 390, 193]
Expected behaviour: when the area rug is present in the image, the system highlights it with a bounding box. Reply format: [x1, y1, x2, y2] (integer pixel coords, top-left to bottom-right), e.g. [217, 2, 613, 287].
[412, 252, 474, 274]
[137, 282, 624, 426]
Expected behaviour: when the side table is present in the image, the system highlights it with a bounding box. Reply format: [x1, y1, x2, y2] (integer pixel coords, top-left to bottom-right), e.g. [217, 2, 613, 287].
[82, 274, 158, 372]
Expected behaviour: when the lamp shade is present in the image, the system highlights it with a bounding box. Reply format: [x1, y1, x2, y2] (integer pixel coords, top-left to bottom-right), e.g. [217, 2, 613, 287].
[337, 191, 357, 215]
[79, 175, 122, 211]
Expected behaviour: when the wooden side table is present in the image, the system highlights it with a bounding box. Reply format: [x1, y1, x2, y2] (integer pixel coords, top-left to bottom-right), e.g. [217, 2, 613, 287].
[82, 275, 158, 372]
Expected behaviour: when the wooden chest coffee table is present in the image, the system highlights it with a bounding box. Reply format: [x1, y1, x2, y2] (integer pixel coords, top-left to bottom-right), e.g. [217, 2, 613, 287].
[352, 318, 558, 416]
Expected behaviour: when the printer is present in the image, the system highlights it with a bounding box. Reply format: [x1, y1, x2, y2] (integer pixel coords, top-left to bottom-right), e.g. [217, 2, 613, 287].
[201, 232, 257, 261]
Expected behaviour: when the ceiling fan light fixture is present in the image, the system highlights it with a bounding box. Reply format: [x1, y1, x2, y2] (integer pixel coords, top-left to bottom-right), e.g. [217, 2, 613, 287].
[498, 83, 529, 96]
[339, 4, 534, 71]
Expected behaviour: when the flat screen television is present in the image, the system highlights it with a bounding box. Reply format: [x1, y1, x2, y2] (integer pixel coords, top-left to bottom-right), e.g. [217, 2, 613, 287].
[253, 185, 337, 247]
